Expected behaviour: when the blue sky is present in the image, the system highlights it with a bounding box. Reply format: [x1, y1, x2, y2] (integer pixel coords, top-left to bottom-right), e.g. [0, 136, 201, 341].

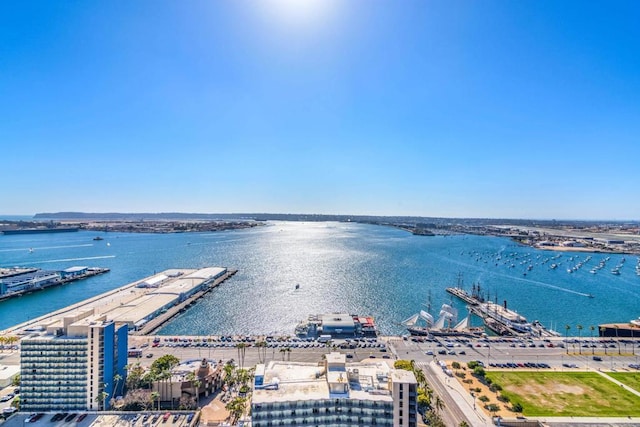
[1, 1, 639, 219]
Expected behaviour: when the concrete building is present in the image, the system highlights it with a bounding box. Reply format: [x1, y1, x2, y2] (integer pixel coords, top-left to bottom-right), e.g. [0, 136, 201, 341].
[20, 311, 127, 412]
[251, 352, 418, 427]
[152, 358, 224, 408]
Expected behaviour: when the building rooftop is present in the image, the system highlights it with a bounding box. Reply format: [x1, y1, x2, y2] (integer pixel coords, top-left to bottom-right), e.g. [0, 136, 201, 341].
[11, 267, 227, 334]
[253, 354, 400, 404]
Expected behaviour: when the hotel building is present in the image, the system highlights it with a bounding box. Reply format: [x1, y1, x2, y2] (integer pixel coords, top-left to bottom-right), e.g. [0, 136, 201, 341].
[20, 311, 127, 411]
[251, 352, 417, 427]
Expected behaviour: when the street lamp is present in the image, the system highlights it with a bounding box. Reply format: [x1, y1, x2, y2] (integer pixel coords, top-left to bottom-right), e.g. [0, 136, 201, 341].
[471, 391, 476, 410]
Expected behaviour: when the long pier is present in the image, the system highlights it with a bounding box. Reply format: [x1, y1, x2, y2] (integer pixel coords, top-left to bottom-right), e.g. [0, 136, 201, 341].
[0, 267, 110, 302]
[135, 269, 237, 335]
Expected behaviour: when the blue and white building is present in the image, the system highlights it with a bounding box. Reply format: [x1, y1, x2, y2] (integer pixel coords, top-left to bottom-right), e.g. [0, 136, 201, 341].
[20, 311, 128, 411]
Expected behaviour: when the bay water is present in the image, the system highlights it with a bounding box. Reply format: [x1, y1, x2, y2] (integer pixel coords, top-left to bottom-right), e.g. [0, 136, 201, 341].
[1, 221, 638, 336]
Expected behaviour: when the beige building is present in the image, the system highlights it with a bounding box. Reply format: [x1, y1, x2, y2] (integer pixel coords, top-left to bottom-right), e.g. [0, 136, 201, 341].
[251, 352, 417, 427]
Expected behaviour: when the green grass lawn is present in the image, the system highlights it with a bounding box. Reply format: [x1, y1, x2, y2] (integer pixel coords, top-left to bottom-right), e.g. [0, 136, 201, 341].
[608, 372, 640, 393]
[485, 371, 640, 417]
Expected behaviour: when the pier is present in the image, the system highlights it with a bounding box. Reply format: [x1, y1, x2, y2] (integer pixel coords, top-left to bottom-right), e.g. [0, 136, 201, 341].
[134, 269, 237, 335]
[446, 286, 558, 338]
[0, 267, 110, 302]
[3, 267, 236, 336]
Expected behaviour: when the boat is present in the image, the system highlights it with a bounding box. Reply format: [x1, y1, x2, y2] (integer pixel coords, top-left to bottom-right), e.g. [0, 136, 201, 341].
[474, 300, 532, 334]
[295, 284, 300, 290]
[295, 313, 378, 338]
[403, 303, 484, 337]
[93, 236, 104, 241]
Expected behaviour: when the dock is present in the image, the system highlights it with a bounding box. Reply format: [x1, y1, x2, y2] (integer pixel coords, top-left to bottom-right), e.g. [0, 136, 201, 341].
[134, 269, 237, 335]
[4, 266, 236, 336]
[446, 286, 558, 337]
[0, 267, 110, 301]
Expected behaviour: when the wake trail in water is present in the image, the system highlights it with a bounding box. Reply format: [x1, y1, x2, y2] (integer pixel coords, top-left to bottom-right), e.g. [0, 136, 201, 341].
[28, 255, 116, 264]
[0, 244, 94, 253]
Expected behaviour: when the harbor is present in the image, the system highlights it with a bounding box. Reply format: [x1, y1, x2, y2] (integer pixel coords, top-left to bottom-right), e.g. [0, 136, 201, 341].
[445, 285, 560, 338]
[0, 266, 110, 301]
[3, 267, 235, 337]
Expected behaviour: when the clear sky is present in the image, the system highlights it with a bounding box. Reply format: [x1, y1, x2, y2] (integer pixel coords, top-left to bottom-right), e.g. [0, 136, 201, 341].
[1, 1, 639, 220]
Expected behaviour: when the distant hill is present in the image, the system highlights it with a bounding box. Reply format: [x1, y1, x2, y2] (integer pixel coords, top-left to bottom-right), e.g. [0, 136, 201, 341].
[33, 212, 636, 228]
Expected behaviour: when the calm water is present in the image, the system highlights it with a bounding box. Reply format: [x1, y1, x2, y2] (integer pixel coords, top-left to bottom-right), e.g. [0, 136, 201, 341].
[1, 222, 638, 335]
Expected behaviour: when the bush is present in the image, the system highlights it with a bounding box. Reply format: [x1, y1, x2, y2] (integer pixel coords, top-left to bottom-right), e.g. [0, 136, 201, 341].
[455, 372, 466, 379]
[467, 361, 479, 369]
[478, 395, 490, 403]
[473, 366, 486, 378]
[497, 394, 510, 403]
[512, 402, 523, 413]
[485, 403, 500, 414]
[451, 361, 461, 370]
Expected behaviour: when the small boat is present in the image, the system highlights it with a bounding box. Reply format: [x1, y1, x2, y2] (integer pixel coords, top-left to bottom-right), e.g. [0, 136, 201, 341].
[93, 236, 104, 241]
[295, 284, 300, 290]
[28, 248, 34, 253]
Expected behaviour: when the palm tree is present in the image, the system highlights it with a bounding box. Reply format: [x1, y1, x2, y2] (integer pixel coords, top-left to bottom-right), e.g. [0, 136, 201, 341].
[577, 324, 583, 354]
[433, 395, 444, 414]
[225, 396, 247, 424]
[113, 373, 123, 397]
[223, 361, 236, 389]
[615, 325, 621, 355]
[255, 340, 267, 364]
[185, 371, 201, 406]
[565, 325, 571, 354]
[150, 391, 160, 411]
[236, 342, 248, 369]
[95, 383, 109, 411]
[600, 326, 608, 355]
[590, 326, 596, 355]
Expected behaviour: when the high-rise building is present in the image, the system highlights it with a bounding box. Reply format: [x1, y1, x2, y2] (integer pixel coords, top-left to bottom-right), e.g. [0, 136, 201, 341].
[20, 311, 128, 411]
[251, 352, 417, 427]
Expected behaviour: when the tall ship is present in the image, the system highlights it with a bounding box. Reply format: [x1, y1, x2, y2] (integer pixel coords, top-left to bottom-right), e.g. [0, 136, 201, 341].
[402, 297, 484, 337]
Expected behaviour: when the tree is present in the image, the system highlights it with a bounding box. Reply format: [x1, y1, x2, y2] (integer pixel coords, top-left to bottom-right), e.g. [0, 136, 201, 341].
[512, 402, 523, 413]
[600, 326, 608, 355]
[236, 342, 248, 369]
[186, 371, 201, 404]
[223, 361, 236, 388]
[225, 396, 247, 424]
[95, 387, 109, 411]
[150, 391, 160, 411]
[577, 324, 583, 354]
[255, 340, 267, 364]
[113, 373, 123, 397]
[11, 373, 20, 387]
[590, 326, 596, 355]
[565, 325, 571, 354]
[279, 347, 291, 361]
[486, 403, 500, 417]
[459, 421, 470, 427]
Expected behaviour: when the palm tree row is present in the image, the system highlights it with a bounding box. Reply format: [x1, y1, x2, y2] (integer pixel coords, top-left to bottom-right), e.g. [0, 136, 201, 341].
[0, 335, 19, 352]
